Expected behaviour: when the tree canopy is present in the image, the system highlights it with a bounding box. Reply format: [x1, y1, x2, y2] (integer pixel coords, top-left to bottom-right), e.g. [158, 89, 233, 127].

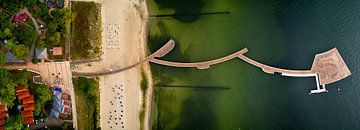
[0, 69, 16, 106]
[32, 84, 51, 116]
[23, 0, 37, 7]
[74, 77, 98, 97]
[5, 115, 24, 130]
[36, 39, 45, 49]
[17, 27, 38, 47]
[12, 44, 29, 59]
[13, 70, 30, 85]
[0, 51, 7, 64]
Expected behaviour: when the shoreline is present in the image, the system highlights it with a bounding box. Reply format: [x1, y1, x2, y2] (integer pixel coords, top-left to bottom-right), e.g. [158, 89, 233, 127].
[138, 1, 154, 130]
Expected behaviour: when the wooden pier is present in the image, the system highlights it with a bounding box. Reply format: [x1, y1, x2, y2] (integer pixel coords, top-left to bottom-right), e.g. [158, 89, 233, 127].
[72, 39, 351, 93]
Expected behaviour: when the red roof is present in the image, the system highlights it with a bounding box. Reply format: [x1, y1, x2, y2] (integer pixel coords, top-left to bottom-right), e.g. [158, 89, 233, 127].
[20, 103, 33, 108]
[16, 91, 28, 96]
[53, 47, 62, 55]
[63, 100, 71, 106]
[61, 94, 69, 100]
[23, 104, 35, 111]
[16, 88, 27, 93]
[0, 114, 7, 119]
[22, 96, 34, 105]
[0, 119, 4, 126]
[63, 107, 71, 113]
[18, 93, 30, 100]
[21, 111, 33, 118]
[0, 106, 6, 112]
[23, 117, 34, 125]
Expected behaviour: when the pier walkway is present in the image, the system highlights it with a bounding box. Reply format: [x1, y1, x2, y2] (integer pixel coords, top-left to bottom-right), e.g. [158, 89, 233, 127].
[72, 39, 351, 93]
[71, 39, 175, 77]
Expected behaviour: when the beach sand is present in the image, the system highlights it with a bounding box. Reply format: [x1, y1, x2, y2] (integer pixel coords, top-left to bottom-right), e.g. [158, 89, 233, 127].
[71, 0, 150, 129]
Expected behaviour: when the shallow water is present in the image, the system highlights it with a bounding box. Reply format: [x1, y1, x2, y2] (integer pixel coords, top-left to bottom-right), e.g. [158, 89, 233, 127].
[148, 0, 360, 129]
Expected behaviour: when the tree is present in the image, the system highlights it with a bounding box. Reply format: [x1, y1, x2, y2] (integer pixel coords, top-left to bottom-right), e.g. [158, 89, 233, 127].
[36, 40, 45, 49]
[12, 44, 29, 59]
[4, 39, 15, 50]
[0, 51, 7, 64]
[0, 69, 16, 106]
[13, 70, 30, 85]
[47, 21, 58, 33]
[54, 32, 61, 45]
[23, 0, 37, 7]
[3, 28, 12, 38]
[32, 84, 51, 116]
[47, 32, 61, 45]
[17, 27, 38, 47]
[5, 115, 24, 130]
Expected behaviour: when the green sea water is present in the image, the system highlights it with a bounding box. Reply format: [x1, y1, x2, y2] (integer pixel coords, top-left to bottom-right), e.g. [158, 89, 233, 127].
[147, 0, 359, 129]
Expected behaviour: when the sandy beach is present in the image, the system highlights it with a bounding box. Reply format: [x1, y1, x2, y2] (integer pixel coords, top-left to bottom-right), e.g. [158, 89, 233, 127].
[71, 0, 150, 129]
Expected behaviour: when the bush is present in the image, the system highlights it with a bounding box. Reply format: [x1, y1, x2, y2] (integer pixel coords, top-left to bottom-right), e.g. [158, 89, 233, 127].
[32, 59, 40, 64]
[0, 51, 7, 64]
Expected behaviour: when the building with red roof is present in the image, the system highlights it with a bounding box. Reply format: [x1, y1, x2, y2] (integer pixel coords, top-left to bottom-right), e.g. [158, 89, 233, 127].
[62, 100, 71, 106]
[0, 106, 6, 113]
[23, 117, 34, 125]
[21, 111, 33, 118]
[18, 93, 30, 100]
[62, 106, 71, 113]
[15, 86, 35, 125]
[16, 91, 29, 96]
[23, 105, 35, 111]
[0, 105, 8, 130]
[15, 88, 27, 93]
[52, 47, 62, 56]
[22, 96, 34, 105]
[61, 93, 69, 100]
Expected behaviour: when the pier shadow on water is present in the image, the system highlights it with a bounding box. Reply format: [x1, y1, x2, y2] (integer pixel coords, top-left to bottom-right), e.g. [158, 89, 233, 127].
[154, 0, 203, 23]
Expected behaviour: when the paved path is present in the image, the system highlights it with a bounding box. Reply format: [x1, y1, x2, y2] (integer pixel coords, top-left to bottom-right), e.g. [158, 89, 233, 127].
[29, 119, 64, 130]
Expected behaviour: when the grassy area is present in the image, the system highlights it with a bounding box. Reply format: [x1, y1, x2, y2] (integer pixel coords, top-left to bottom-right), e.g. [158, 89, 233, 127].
[71, 2, 102, 60]
[73, 77, 100, 130]
[139, 69, 149, 130]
